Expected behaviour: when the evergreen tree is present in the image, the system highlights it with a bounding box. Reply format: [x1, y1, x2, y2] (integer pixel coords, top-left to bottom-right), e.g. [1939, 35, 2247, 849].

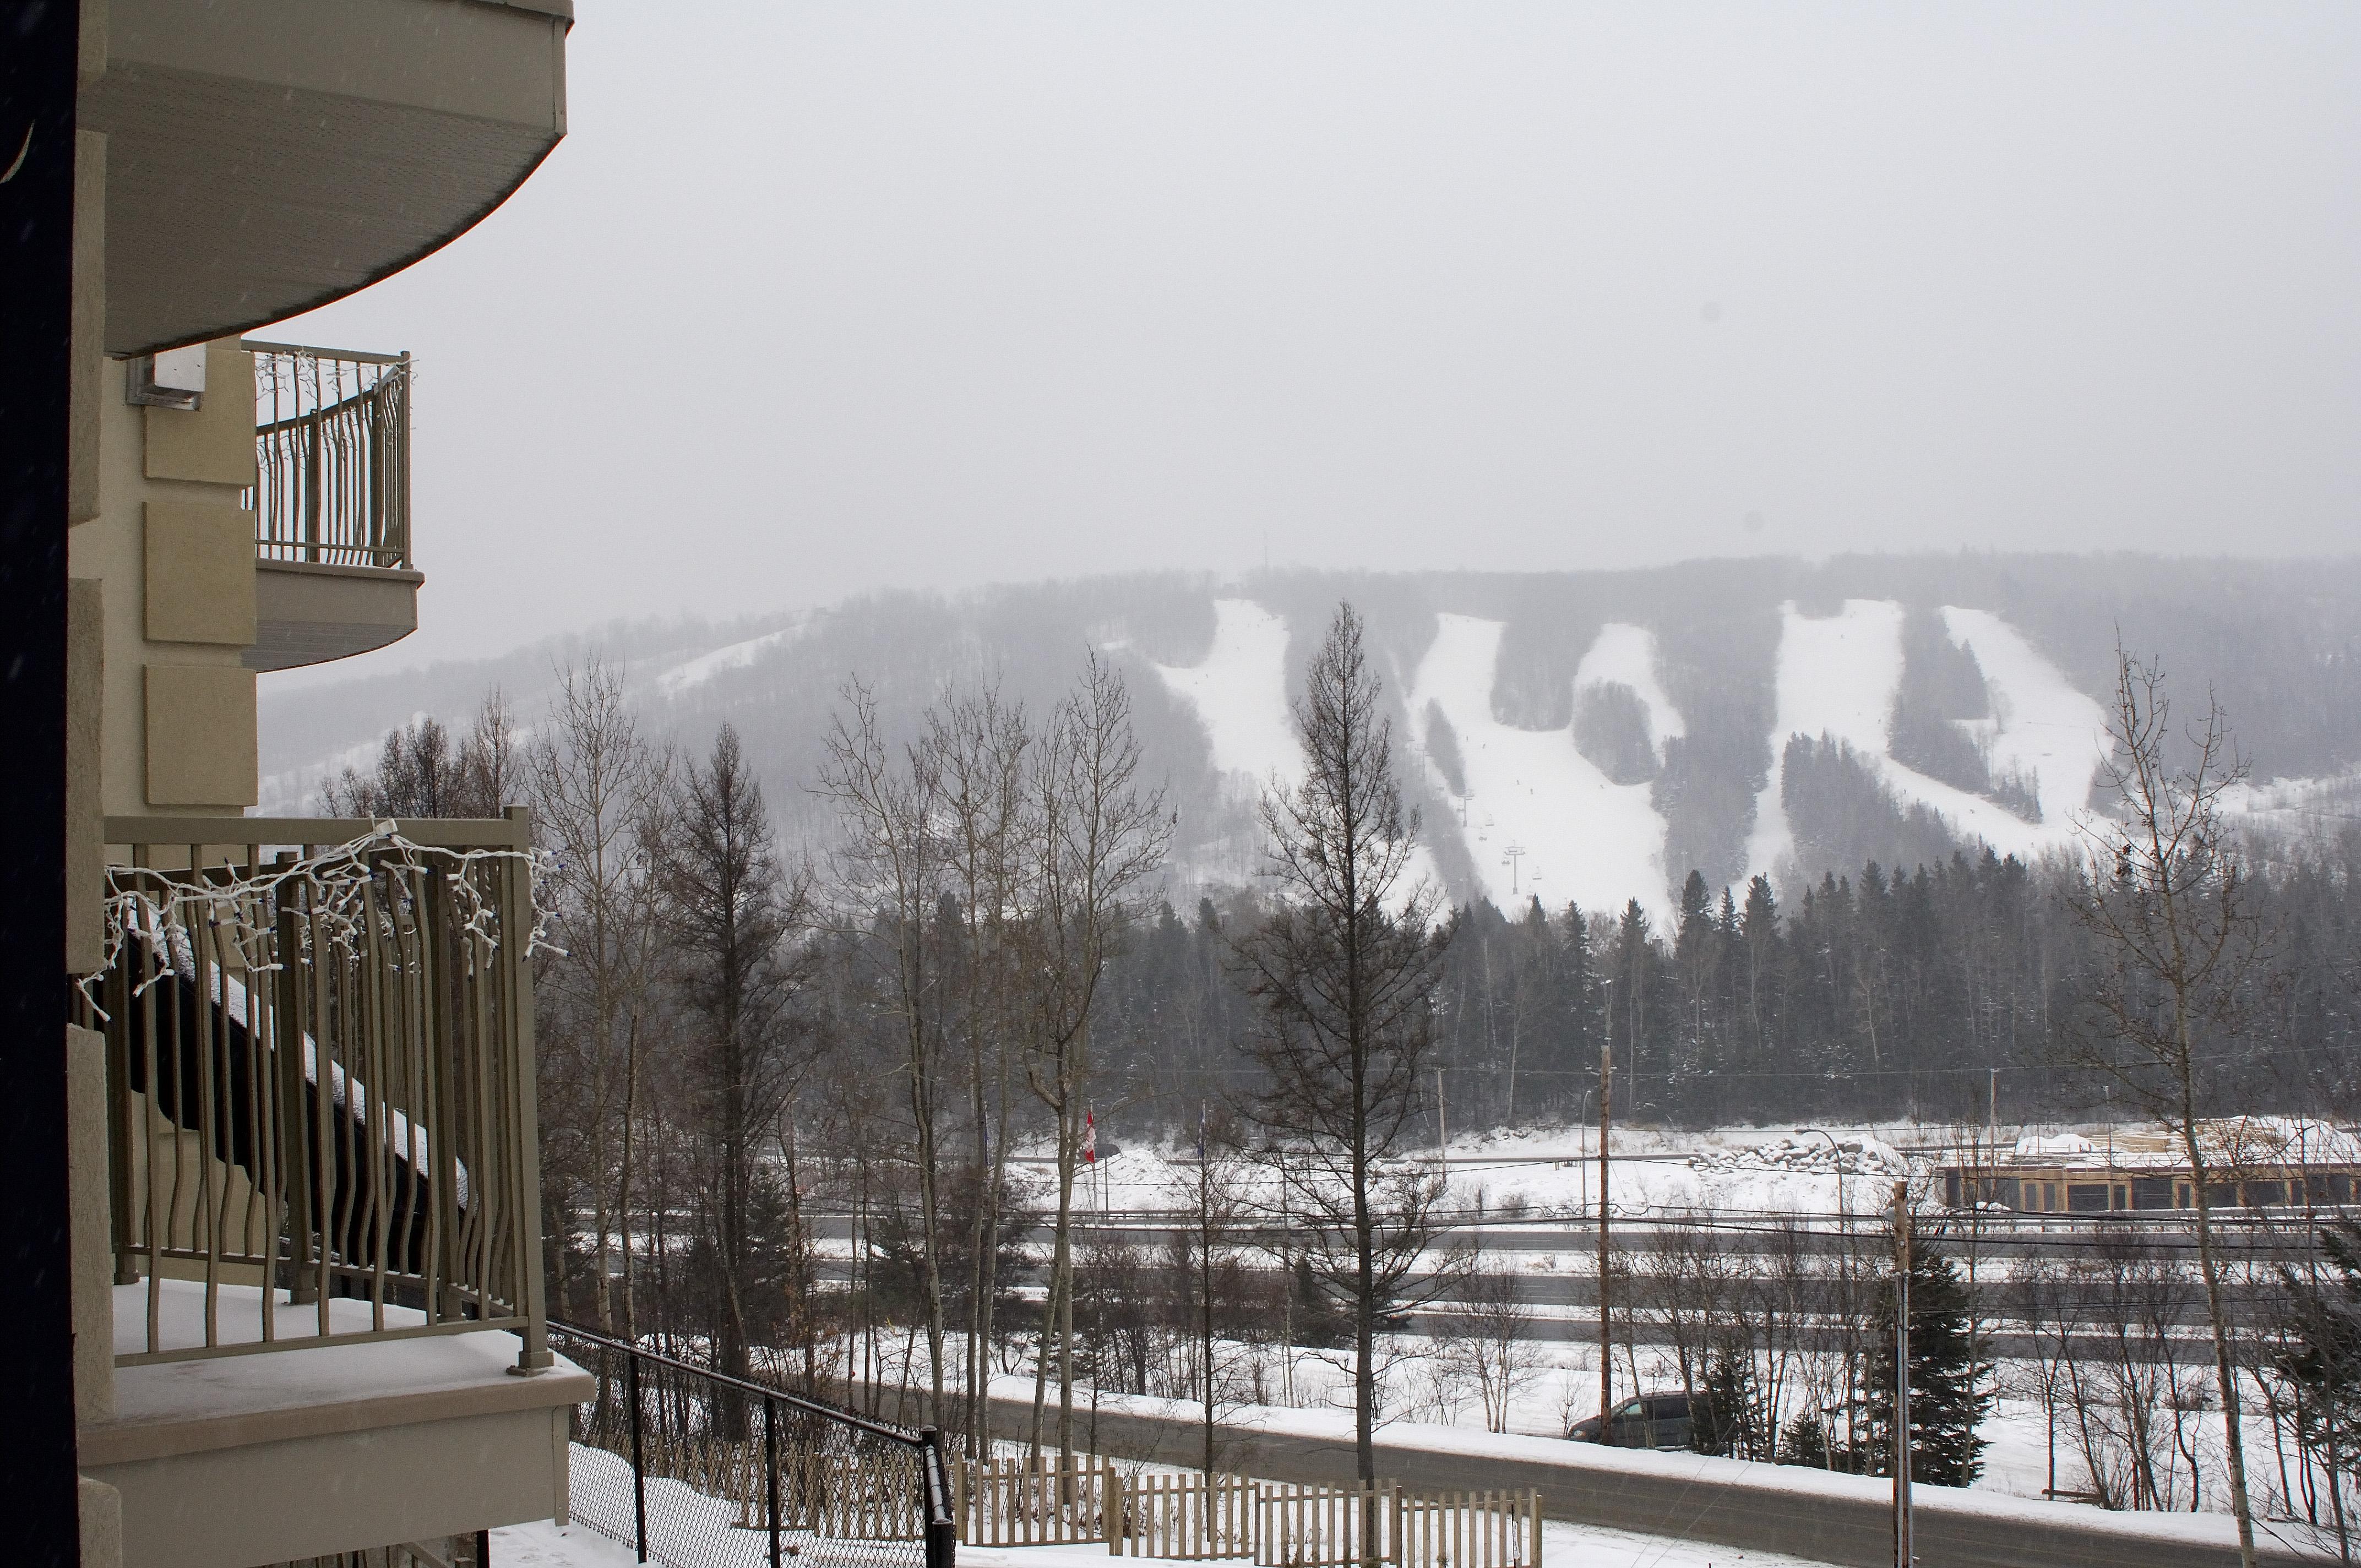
[1862, 1245, 1994, 1487]
[2273, 1217, 2361, 1508]
[1776, 1411, 1833, 1469]
[1694, 1342, 1767, 1460]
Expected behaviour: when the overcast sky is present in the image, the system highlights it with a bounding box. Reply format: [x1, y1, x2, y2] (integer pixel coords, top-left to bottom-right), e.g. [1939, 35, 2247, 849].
[269, 1, 2359, 680]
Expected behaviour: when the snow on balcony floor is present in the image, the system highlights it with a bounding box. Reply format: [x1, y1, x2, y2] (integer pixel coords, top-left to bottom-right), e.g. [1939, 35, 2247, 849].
[116, 1276, 431, 1357]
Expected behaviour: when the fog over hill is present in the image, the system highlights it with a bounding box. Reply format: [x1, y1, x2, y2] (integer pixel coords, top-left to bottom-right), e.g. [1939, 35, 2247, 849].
[262, 554, 2361, 918]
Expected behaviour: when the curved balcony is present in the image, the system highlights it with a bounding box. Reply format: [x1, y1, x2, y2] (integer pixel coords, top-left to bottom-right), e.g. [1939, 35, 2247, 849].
[80, 0, 570, 358]
[242, 342, 425, 672]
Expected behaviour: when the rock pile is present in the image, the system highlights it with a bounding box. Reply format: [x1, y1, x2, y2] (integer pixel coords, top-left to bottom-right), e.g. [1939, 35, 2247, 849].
[1689, 1134, 1910, 1177]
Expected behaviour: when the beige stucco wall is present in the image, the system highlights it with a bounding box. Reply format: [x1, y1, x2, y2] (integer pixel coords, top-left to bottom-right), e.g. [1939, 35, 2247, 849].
[68, 579, 105, 973]
[142, 502, 255, 646]
[91, 1404, 572, 1568]
[69, 339, 262, 818]
[68, 1025, 113, 1428]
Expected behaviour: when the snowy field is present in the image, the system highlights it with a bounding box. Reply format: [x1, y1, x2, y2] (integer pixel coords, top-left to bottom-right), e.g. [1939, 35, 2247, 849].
[807, 1118, 2318, 1530]
[496, 1518, 1847, 1568]
[1046, 1123, 1934, 1222]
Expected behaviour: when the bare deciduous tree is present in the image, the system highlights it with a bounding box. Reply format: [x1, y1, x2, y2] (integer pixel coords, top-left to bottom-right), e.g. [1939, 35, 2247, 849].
[1437, 1248, 1542, 1434]
[930, 688, 1032, 1459]
[527, 658, 671, 1337]
[2063, 647, 2276, 1567]
[322, 690, 515, 818]
[820, 681, 953, 1424]
[1020, 653, 1172, 1464]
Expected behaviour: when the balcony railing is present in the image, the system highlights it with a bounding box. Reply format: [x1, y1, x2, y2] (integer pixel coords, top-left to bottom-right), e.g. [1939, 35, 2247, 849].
[244, 341, 412, 570]
[88, 813, 548, 1373]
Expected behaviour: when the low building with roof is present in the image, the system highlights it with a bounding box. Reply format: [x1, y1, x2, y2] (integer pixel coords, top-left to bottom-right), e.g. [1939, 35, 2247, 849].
[1940, 1117, 2361, 1215]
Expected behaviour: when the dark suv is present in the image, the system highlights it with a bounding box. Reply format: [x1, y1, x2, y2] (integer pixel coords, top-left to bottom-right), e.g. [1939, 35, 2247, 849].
[1566, 1392, 1709, 1450]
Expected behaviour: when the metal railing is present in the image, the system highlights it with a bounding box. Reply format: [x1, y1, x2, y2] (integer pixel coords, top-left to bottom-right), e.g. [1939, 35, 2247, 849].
[244, 341, 412, 569]
[551, 1322, 955, 1568]
[89, 814, 548, 1373]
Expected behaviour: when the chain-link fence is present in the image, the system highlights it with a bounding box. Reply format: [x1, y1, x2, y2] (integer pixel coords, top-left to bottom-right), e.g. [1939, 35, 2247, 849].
[552, 1323, 953, 1568]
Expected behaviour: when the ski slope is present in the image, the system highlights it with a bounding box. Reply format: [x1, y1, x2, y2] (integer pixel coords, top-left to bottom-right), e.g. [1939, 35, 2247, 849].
[654, 621, 804, 695]
[1742, 600, 2102, 884]
[1152, 598, 1298, 786]
[1410, 615, 1675, 924]
[1938, 606, 2108, 827]
[1572, 622, 1685, 761]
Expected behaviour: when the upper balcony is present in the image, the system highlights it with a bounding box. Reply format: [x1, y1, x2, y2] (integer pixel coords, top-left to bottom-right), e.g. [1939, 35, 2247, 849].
[80, 0, 570, 358]
[242, 341, 426, 671]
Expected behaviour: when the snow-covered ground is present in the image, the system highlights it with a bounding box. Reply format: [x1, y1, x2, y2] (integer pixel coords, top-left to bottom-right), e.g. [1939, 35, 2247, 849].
[655, 620, 807, 697]
[492, 1518, 642, 1567]
[1739, 600, 2104, 885]
[967, 1527, 1843, 1568]
[1572, 625, 1685, 763]
[501, 1454, 1852, 1568]
[1935, 607, 2107, 830]
[1056, 1123, 1941, 1222]
[1152, 598, 1299, 787]
[1409, 615, 1675, 925]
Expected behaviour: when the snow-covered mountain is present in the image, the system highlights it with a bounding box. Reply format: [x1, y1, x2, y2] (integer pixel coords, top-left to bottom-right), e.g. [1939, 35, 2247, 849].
[260, 556, 2361, 920]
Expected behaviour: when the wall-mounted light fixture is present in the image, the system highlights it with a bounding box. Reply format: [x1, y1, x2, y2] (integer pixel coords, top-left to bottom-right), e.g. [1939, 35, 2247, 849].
[126, 344, 207, 410]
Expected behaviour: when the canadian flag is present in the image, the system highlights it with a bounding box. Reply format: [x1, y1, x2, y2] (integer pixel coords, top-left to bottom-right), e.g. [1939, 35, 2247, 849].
[1082, 1111, 1097, 1164]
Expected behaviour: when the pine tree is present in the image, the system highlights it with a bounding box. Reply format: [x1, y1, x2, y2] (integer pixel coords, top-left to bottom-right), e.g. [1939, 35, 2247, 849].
[1862, 1245, 1994, 1487]
[2273, 1217, 2361, 1524]
[1694, 1342, 1767, 1459]
[1776, 1411, 1832, 1469]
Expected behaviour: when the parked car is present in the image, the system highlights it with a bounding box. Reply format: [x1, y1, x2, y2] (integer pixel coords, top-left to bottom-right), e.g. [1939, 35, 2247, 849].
[1566, 1392, 1711, 1450]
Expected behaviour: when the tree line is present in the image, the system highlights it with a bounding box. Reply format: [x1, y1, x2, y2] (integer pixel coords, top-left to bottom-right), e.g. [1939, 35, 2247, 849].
[327, 613, 2359, 1555]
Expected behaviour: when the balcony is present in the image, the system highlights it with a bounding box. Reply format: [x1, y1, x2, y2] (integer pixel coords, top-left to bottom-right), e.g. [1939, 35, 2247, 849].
[80, 0, 570, 358]
[242, 342, 427, 672]
[77, 813, 590, 1568]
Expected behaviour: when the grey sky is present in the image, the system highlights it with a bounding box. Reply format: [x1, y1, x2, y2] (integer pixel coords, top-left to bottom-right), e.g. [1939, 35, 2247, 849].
[270, 1, 2360, 680]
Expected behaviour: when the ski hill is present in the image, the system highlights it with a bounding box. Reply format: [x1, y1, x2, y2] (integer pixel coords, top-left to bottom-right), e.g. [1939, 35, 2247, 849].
[261, 554, 2361, 919]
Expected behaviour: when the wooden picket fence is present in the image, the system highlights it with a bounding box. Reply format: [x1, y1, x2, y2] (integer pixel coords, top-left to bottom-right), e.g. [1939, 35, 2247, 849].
[1391, 1489, 1541, 1568]
[1254, 1482, 1395, 1567]
[959, 1463, 1539, 1567]
[1117, 1472, 1257, 1559]
[956, 1456, 1120, 1547]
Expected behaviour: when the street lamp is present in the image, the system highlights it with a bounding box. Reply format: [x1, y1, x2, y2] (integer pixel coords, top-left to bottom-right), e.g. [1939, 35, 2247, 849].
[1795, 1125, 1845, 1188]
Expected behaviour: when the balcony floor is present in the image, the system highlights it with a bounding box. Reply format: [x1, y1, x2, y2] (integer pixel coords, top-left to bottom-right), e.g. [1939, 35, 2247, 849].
[115, 1275, 437, 1359]
[84, 1281, 591, 1568]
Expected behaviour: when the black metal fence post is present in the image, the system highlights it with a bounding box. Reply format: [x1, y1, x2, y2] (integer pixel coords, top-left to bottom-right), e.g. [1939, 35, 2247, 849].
[766, 1395, 783, 1568]
[921, 1425, 956, 1568]
[628, 1348, 650, 1563]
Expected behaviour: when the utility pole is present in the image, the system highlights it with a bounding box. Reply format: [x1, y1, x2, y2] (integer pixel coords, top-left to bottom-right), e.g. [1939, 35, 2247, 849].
[1596, 985, 1615, 1439]
[1435, 1066, 1448, 1185]
[1988, 1067, 2000, 1169]
[1892, 1178, 1913, 1568]
[1199, 1103, 1216, 1478]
